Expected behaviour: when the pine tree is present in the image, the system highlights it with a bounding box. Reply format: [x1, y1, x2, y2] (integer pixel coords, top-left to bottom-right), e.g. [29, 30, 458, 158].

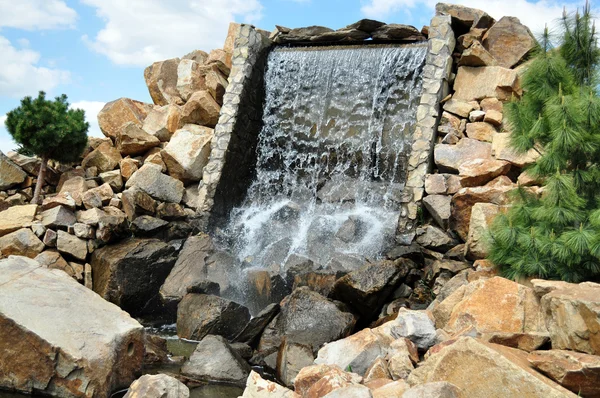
[488, 2, 600, 282]
[5, 92, 89, 204]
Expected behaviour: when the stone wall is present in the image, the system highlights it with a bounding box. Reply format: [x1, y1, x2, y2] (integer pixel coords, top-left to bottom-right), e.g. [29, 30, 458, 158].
[197, 25, 272, 227]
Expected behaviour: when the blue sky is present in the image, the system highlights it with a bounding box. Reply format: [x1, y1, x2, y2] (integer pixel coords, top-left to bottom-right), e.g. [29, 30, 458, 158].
[0, 0, 593, 153]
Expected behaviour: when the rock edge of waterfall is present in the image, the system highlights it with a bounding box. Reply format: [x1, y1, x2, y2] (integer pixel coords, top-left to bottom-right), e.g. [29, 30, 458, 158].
[1, 2, 600, 398]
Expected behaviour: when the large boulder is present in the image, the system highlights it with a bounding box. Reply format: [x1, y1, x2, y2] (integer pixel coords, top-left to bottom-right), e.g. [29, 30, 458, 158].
[176, 59, 212, 101]
[541, 281, 600, 355]
[179, 90, 221, 127]
[376, 308, 437, 350]
[453, 66, 521, 102]
[432, 277, 546, 335]
[56, 230, 88, 261]
[180, 335, 250, 385]
[408, 337, 577, 397]
[371, 24, 424, 40]
[276, 339, 314, 387]
[91, 238, 178, 317]
[241, 370, 299, 398]
[121, 187, 157, 221]
[0, 204, 37, 237]
[125, 163, 184, 203]
[234, 303, 280, 345]
[422, 195, 452, 229]
[258, 287, 356, 354]
[98, 98, 151, 139]
[81, 141, 122, 173]
[435, 3, 494, 29]
[458, 158, 510, 187]
[434, 138, 492, 173]
[59, 176, 88, 207]
[142, 104, 182, 142]
[528, 350, 600, 397]
[144, 58, 183, 106]
[465, 203, 501, 260]
[0, 151, 27, 190]
[124, 374, 189, 398]
[176, 293, 250, 341]
[0, 228, 44, 258]
[492, 132, 541, 167]
[161, 125, 213, 182]
[116, 122, 161, 156]
[483, 16, 536, 68]
[402, 382, 462, 398]
[0, 256, 144, 397]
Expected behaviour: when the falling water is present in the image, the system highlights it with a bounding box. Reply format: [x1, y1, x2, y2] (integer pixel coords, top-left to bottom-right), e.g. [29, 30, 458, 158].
[219, 44, 427, 275]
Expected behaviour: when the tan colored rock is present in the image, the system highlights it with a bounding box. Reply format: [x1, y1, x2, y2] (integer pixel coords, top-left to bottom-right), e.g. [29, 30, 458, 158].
[433, 277, 546, 335]
[480, 97, 503, 113]
[120, 158, 139, 181]
[0, 204, 37, 237]
[59, 176, 88, 207]
[364, 357, 391, 382]
[276, 339, 314, 387]
[0, 228, 44, 258]
[434, 138, 492, 173]
[0, 256, 144, 397]
[453, 66, 521, 102]
[408, 337, 577, 397]
[458, 158, 510, 187]
[82, 141, 122, 173]
[435, 4, 494, 29]
[481, 332, 550, 352]
[125, 164, 184, 203]
[459, 41, 496, 67]
[205, 69, 229, 105]
[541, 282, 600, 355]
[124, 374, 189, 398]
[180, 90, 221, 127]
[305, 371, 363, 398]
[81, 183, 114, 209]
[98, 98, 151, 139]
[142, 104, 182, 142]
[34, 250, 71, 275]
[403, 382, 462, 398]
[465, 122, 495, 142]
[295, 365, 362, 397]
[528, 350, 600, 397]
[442, 98, 477, 118]
[182, 49, 209, 63]
[423, 195, 451, 229]
[438, 111, 462, 136]
[144, 58, 183, 106]
[99, 170, 124, 192]
[0, 151, 27, 190]
[484, 109, 503, 126]
[241, 370, 299, 398]
[56, 230, 88, 261]
[143, 148, 167, 172]
[207, 49, 232, 75]
[372, 380, 410, 398]
[465, 203, 500, 260]
[483, 16, 536, 68]
[41, 192, 76, 211]
[425, 174, 447, 195]
[161, 125, 213, 182]
[116, 122, 160, 156]
[121, 187, 157, 221]
[492, 132, 541, 167]
[224, 23, 242, 54]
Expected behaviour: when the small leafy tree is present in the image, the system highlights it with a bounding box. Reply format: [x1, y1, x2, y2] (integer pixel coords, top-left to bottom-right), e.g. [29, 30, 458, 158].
[488, 3, 600, 282]
[5, 92, 89, 204]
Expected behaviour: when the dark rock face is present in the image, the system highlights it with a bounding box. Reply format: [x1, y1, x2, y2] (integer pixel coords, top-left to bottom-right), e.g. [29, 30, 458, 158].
[177, 294, 251, 341]
[344, 19, 386, 33]
[371, 24, 425, 41]
[180, 335, 251, 385]
[234, 303, 280, 345]
[258, 287, 356, 354]
[91, 238, 178, 317]
[332, 258, 414, 320]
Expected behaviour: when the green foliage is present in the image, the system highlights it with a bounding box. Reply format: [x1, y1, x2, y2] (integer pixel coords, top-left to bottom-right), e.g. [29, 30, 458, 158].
[488, 4, 600, 282]
[5, 91, 89, 164]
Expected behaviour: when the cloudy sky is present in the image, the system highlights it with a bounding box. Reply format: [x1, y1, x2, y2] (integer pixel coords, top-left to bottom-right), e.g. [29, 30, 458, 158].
[0, 0, 593, 153]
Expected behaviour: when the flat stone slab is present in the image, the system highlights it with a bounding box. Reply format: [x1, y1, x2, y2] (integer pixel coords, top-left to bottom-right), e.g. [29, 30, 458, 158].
[0, 256, 144, 397]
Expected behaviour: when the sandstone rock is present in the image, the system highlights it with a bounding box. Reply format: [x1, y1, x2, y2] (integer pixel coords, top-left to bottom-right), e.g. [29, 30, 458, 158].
[176, 59, 208, 101]
[484, 109, 503, 126]
[415, 225, 456, 252]
[433, 277, 545, 335]
[40, 206, 76, 231]
[121, 187, 157, 221]
[332, 259, 411, 320]
[92, 238, 177, 317]
[320, 385, 372, 397]
[207, 48, 232, 75]
[481, 332, 550, 352]
[125, 163, 184, 203]
[492, 132, 541, 167]
[120, 158, 139, 181]
[99, 170, 123, 192]
[425, 174, 448, 195]
[179, 90, 221, 127]
[124, 374, 189, 398]
[387, 338, 419, 380]
[434, 138, 492, 173]
[42, 229, 57, 247]
[438, 111, 463, 136]
[345, 19, 386, 33]
[144, 58, 183, 106]
[142, 104, 182, 142]
[131, 215, 168, 236]
[181, 335, 250, 385]
[73, 222, 95, 239]
[423, 195, 451, 229]
[182, 49, 209, 63]
[224, 22, 241, 54]
[372, 380, 410, 397]
[98, 98, 151, 139]
[541, 282, 600, 355]
[33, 250, 71, 274]
[205, 68, 229, 105]
[453, 66, 521, 102]
[116, 122, 160, 156]
[459, 41, 496, 67]
[442, 99, 477, 118]
[304, 370, 364, 398]
[483, 16, 536, 68]
[277, 339, 314, 387]
[435, 3, 494, 29]
[241, 370, 299, 398]
[258, 287, 356, 354]
[402, 382, 462, 398]
[0, 204, 37, 237]
[409, 337, 576, 397]
[465, 122, 495, 142]
[458, 158, 510, 187]
[294, 365, 362, 397]
[82, 141, 122, 173]
[0, 228, 44, 258]
[42, 192, 76, 211]
[528, 350, 600, 397]
[59, 176, 88, 207]
[161, 125, 213, 182]
[82, 183, 114, 209]
[176, 293, 250, 341]
[0, 256, 144, 397]
[465, 203, 500, 260]
[371, 24, 424, 40]
[364, 357, 391, 382]
[56, 230, 88, 261]
[0, 151, 27, 190]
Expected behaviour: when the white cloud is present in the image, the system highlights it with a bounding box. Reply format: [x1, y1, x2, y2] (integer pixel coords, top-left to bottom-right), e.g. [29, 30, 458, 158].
[361, 0, 583, 34]
[70, 101, 106, 138]
[0, 36, 71, 98]
[0, 115, 18, 154]
[81, 0, 263, 67]
[0, 0, 77, 30]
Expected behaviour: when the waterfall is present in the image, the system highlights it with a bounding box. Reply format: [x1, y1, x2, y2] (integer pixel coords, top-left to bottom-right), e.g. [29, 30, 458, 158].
[218, 43, 427, 274]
